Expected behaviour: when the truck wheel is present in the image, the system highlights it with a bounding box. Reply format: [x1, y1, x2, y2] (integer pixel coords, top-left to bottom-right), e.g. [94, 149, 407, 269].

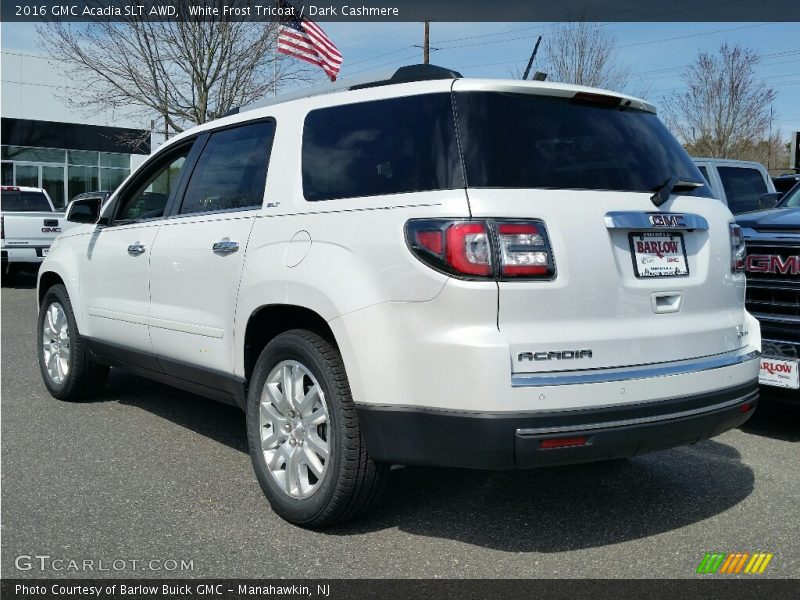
[38, 284, 109, 400]
[246, 329, 387, 527]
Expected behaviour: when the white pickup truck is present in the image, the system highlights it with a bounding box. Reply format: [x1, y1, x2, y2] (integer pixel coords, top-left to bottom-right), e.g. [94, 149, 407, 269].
[1, 186, 70, 275]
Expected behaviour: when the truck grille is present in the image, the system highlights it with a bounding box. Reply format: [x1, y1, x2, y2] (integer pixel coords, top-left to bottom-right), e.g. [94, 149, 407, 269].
[744, 242, 800, 327]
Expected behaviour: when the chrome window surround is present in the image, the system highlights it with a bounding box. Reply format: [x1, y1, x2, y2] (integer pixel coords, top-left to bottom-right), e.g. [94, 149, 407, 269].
[604, 211, 709, 230]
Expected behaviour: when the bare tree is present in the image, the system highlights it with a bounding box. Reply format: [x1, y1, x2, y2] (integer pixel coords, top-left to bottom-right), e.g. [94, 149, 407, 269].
[540, 21, 632, 92]
[664, 43, 776, 159]
[37, 3, 315, 142]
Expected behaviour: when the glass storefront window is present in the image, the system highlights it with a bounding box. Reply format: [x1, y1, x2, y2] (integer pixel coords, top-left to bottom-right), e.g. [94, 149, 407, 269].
[16, 164, 39, 187]
[67, 150, 99, 166]
[42, 166, 66, 208]
[100, 167, 129, 191]
[1, 145, 139, 203]
[2, 146, 66, 163]
[100, 153, 130, 169]
[1, 163, 12, 185]
[68, 165, 99, 200]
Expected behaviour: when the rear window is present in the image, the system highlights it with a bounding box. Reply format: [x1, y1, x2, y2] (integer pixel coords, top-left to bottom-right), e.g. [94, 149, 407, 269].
[302, 94, 463, 201]
[1, 190, 52, 211]
[718, 167, 769, 214]
[455, 92, 711, 196]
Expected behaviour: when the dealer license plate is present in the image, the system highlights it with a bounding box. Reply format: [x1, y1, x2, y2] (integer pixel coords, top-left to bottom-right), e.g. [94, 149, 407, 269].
[629, 232, 688, 278]
[759, 357, 800, 389]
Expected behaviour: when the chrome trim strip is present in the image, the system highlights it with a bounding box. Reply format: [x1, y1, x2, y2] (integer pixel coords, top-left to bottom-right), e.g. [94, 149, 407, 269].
[604, 211, 708, 230]
[515, 390, 758, 436]
[511, 348, 759, 388]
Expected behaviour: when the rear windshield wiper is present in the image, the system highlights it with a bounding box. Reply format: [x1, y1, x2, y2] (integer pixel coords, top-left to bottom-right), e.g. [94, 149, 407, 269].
[650, 177, 704, 207]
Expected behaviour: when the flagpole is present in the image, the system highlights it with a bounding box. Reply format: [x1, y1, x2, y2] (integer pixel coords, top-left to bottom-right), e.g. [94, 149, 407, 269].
[423, 21, 430, 64]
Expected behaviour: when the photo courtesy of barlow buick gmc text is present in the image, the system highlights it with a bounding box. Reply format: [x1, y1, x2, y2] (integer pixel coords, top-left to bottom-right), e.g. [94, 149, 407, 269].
[0, 1, 798, 599]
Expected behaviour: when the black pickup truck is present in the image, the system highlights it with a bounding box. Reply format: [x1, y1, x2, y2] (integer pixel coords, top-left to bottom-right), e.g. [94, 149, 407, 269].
[737, 182, 800, 399]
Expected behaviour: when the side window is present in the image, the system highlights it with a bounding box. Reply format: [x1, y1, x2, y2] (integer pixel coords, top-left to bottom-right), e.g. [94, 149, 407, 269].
[115, 146, 191, 222]
[695, 166, 714, 197]
[302, 94, 462, 201]
[718, 167, 768, 214]
[179, 121, 275, 215]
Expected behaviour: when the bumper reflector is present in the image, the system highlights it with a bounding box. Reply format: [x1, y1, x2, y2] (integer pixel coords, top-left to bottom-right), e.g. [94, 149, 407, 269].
[540, 436, 588, 449]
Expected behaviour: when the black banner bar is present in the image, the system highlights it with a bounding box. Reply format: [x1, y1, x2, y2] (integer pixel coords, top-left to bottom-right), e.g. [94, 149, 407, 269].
[2, 579, 800, 600]
[2, 0, 800, 23]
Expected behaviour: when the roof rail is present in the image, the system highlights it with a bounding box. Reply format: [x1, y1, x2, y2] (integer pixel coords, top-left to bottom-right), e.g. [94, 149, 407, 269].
[226, 64, 462, 118]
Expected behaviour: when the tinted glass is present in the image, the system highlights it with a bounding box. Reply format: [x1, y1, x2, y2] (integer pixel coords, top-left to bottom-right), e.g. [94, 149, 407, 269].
[718, 167, 768, 214]
[302, 94, 463, 201]
[2, 163, 13, 186]
[1, 190, 51, 211]
[779, 183, 800, 208]
[455, 92, 710, 196]
[180, 121, 275, 215]
[116, 149, 189, 222]
[68, 165, 99, 200]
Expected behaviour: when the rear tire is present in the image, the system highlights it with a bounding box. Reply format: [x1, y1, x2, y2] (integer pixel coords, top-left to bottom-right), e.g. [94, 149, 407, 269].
[38, 284, 109, 401]
[246, 329, 387, 527]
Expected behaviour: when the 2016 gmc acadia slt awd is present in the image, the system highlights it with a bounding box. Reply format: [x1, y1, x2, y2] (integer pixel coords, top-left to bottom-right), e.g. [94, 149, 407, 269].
[37, 65, 761, 526]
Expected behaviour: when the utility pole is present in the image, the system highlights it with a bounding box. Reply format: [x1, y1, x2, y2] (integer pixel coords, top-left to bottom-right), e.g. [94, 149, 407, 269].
[423, 21, 430, 64]
[522, 36, 542, 80]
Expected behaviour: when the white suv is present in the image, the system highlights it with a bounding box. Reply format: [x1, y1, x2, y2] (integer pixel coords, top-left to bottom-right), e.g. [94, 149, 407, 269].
[37, 65, 761, 527]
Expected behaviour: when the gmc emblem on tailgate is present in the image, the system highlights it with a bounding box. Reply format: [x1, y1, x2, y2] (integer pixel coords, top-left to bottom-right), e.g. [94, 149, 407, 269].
[746, 254, 800, 275]
[649, 214, 687, 228]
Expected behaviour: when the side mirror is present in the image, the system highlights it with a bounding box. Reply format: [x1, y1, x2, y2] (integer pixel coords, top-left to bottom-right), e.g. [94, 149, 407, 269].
[758, 192, 783, 209]
[65, 197, 101, 224]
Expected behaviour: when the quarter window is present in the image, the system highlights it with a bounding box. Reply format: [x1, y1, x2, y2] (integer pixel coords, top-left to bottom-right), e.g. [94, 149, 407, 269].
[179, 121, 275, 215]
[302, 94, 463, 201]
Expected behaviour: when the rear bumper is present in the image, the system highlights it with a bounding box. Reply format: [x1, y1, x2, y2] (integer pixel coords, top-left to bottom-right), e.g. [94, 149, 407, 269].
[1, 246, 47, 264]
[357, 382, 758, 469]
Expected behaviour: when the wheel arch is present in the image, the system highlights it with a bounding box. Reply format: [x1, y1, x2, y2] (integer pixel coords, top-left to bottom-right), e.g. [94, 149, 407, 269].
[38, 271, 65, 305]
[242, 304, 338, 384]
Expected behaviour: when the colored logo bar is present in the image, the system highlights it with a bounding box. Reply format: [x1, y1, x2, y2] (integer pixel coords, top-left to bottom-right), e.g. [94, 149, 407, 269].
[697, 552, 773, 574]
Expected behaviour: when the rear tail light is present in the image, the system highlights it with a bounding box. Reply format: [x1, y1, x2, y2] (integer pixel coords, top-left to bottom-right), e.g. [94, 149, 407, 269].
[729, 223, 746, 273]
[497, 222, 550, 277]
[406, 219, 554, 280]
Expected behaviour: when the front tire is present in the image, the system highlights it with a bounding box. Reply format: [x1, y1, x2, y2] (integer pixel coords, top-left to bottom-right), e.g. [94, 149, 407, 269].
[246, 329, 387, 527]
[38, 284, 109, 400]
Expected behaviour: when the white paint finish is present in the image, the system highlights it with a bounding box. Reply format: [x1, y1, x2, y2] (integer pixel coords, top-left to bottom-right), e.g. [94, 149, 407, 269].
[147, 211, 257, 373]
[284, 230, 312, 268]
[464, 188, 749, 374]
[38, 76, 760, 426]
[78, 222, 160, 353]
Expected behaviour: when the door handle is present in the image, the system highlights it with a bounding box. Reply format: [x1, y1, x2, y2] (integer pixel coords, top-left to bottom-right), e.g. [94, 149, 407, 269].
[212, 240, 239, 254]
[127, 243, 146, 256]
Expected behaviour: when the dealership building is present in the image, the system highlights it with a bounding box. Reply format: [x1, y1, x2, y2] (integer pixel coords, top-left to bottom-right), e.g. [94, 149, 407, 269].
[1, 49, 152, 208]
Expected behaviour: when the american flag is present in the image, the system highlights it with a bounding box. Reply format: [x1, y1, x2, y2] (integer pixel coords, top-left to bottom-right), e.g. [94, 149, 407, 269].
[277, 12, 342, 82]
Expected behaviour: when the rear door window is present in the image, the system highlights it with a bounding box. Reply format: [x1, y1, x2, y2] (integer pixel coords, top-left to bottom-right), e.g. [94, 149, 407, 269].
[454, 92, 710, 196]
[1, 190, 51, 211]
[717, 167, 768, 214]
[179, 120, 275, 215]
[302, 94, 463, 201]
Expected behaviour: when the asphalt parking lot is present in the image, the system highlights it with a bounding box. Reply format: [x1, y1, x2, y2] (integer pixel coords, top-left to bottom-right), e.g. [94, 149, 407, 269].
[2, 272, 798, 579]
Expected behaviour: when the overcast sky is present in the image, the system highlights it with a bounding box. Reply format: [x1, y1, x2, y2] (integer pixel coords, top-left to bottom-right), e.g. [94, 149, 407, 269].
[3, 20, 798, 139]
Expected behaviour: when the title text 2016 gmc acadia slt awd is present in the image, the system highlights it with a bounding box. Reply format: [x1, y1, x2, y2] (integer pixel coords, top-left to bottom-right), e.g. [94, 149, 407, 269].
[37, 65, 761, 527]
